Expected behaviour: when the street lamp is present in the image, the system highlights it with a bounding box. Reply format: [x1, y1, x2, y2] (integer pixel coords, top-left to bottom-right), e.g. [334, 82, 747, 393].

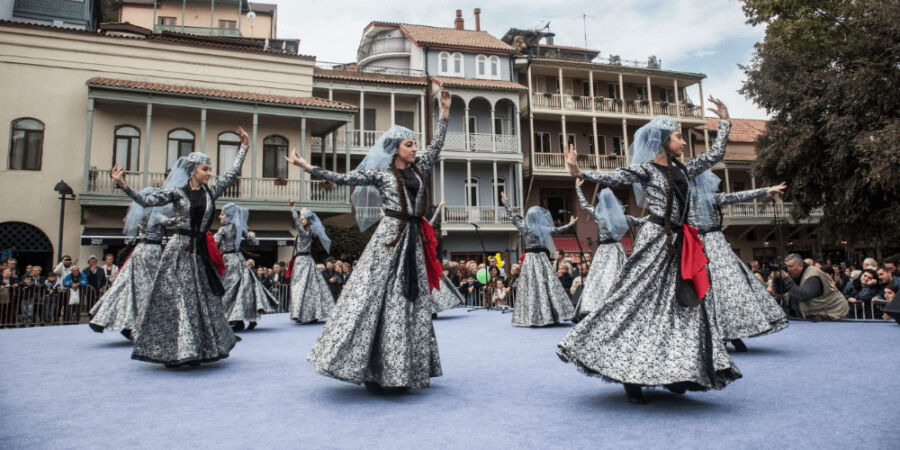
[54, 180, 76, 262]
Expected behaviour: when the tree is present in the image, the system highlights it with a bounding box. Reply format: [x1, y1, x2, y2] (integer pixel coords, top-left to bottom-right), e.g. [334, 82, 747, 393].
[740, 0, 900, 247]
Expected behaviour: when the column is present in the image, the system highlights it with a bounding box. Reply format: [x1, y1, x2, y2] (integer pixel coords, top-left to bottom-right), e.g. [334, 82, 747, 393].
[527, 65, 536, 169]
[390, 93, 396, 127]
[464, 106, 471, 152]
[250, 113, 258, 199]
[688, 125, 695, 158]
[646, 75, 654, 115]
[617, 73, 625, 113]
[621, 119, 629, 165]
[359, 90, 365, 149]
[588, 70, 595, 113]
[699, 80, 710, 152]
[82, 98, 95, 192]
[557, 67, 564, 109]
[591, 118, 599, 168]
[516, 162, 523, 210]
[513, 104, 522, 155]
[300, 117, 307, 201]
[751, 175, 758, 211]
[440, 159, 446, 202]
[723, 166, 731, 193]
[210, 0, 215, 28]
[466, 159, 472, 207]
[490, 107, 497, 152]
[345, 120, 351, 181]
[181, 0, 186, 32]
[561, 115, 567, 153]
[673, 79, 681, 117]
[492, 161, 498, 217]
[142, 103, 151, 185]
[199, 108, 207, 155]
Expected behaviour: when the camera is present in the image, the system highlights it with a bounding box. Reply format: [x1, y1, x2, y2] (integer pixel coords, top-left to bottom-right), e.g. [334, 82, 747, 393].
[765, 262, 787, 273]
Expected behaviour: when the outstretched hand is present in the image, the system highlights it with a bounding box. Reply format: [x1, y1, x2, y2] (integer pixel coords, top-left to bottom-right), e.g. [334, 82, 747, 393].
[439, 88, 451, 117]
[767, 182, 787, 197]
[707, 96, 729, 120]
[288, 198, 295, 208]
[575, 178, 584, 187]
[110, 165, 127, 188]
[565, 144, 580, 178]
[569, 215, 578, 224]
[237, 127, 250, 147]
[500, 192, 508, 204]
[285, 148, 312, 170]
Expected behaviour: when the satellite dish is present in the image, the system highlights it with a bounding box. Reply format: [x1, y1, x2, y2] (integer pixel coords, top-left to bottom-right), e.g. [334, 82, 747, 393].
[247, 11, 256, 20]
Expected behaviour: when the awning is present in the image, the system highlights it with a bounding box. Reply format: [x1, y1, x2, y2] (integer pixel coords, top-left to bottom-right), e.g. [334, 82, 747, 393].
[251, 231, 296, 248]
[82, 228, 296, 248]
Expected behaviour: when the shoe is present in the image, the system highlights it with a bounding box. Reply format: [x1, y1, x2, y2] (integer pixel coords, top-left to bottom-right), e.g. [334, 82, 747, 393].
[230, 321, 245, 332]
[664, 383, 686, 395]
[120, 329, 133, 341]
[624, 384, 647, 404]
[364, 382, 383, 394]
[247, 321, 257, 330]
[730, 339, 748, 353]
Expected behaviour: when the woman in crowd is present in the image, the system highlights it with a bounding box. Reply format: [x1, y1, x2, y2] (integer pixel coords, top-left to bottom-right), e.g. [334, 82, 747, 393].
[286, 88, 451, 391]
[109, 126, 249, 367]
[558, 98, 741, 404]
[501, 192, 577, 327]
[571, 181, 645, 322]
[844, 268, 881, 319]
[688, 170, 789, 351]
[89, 187, 175, 341]
[216, 202, 279, 332]
[490, 278, 510, 309]
[428, 201, 462, 315]
[286, 200, 334, 324]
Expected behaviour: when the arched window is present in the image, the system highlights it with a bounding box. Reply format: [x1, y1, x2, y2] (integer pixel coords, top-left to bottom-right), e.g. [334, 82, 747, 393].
[439, 51, 450, 75]
[263, 135, 288, 178]
[9, 118, 44, 170]
[217, 132, 241, 175]
[489, 56, 500, 78]
[166, 129, 194, 169]
[452, 52, 463, 75]
[493, 177, 506, 204]
[465, 177, 479, 207]
[476, 55, 487, 77]
[113, 125, 140, 171]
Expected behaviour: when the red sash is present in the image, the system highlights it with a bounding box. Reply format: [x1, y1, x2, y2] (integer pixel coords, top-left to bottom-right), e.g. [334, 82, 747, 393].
[206, 232, 226, 277]
[420, 220, 442, 293]
[680, 224, 710, 300]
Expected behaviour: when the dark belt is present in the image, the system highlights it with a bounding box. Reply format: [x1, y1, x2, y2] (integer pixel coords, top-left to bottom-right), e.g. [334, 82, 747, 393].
[524, 246, 551, 258]
[176, 229, 203, 239]
[699, 226, 722, 235]
[384, 208, 423, 301]
[222, 249, 241, 254]
[296, 251, 311, 256]
[598, 238, 619, 245]
[136, 238, 163, 245]
[648, 214, 684, 229]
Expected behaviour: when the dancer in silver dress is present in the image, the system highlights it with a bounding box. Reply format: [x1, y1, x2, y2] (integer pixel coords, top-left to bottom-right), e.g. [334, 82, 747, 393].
[287, 200, 334, 324]
[571, 180, 645, 323]
[429, 201, 463, 314]
[501, 192, 577, 327]
[558, 97, 742, 404]
[216, 203, 278, 331]
[109, 127, 249, 367]
[89, 188, 174, 341]
[286, 88, 451, 391]
[690, 170, 789, 351]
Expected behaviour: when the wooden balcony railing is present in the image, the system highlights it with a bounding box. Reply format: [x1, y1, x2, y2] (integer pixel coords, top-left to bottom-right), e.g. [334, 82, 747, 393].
[442, 205, 522, 225]
[720, 202, 824, 220]
[532, 153, 626, 172]
[442, 132, 520, 153]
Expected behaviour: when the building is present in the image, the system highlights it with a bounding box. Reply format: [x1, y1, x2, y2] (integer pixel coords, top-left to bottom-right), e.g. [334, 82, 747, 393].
[0, 0, 98, 29]
[118, 0, 274, 39]
[0, 20, 355, 270]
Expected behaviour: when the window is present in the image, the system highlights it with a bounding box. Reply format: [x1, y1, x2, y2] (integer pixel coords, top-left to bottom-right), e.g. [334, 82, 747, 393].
[465, 177, 479, 207]
[534, 76, 546, 93]
[217, 132, 241, 175]
[534, 132, 551, 153]
[113, 125, 140, 171]
[395, 111, 415, 130]
[467, 116, 478, 134]
[493, 177, 506, 204]
[8, 118, 44, 170]
[608, 83, 619, 98]
[166, 129, 194, 169]
[218, 20, 237, 29]
[452, 53, 463, 75]
[158, 16, 176, 25]
[262, 135, 288, 179]
[595, 135, 607, 154]
[439, 52, 450, 74]
[613, 136, 624, 155]
[558, 133, 575, 153]
[494, 117, 504, 135]
[489, 56, 500, 78]
[660, 87, 676, 103]
[476, 55, 487, 77]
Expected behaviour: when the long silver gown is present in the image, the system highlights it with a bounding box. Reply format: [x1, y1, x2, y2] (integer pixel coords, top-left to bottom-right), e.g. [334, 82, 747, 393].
[288, 209, 334, 323]
[558, 120, 742, 391]
[305, 115, 448, 388]
[215, 224, 279, 325]
[571, 184, 645, 322]
[89, 214, 175, 336]
[689, 187, 789, 340]
[503, 201, 576, 327]
[122, 145, 247, 366]
[428, 209, 462, 313]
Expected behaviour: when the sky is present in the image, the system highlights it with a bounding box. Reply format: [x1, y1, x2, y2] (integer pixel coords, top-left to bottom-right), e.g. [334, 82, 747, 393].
[264, 0, 768, 119]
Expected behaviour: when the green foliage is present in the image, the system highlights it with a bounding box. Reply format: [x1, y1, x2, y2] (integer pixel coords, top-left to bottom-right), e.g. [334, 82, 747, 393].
[740, 0, 900, 245]
[311, 224, 375, 262]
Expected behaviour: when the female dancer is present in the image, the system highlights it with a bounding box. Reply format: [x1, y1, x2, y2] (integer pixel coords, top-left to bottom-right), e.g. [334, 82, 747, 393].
[89, 187, 174, 340]
[287, 199, 334, 324]
[429, 201, 463, 314]
[571, 180, 645, 322]
[216, 203, 279, 331]
[558, 97, 741, 404]
[286, 88, 452, 391]
[500, 192, 577, 327]
[109, 127, 249, 367]
[690, 171, 789, 351]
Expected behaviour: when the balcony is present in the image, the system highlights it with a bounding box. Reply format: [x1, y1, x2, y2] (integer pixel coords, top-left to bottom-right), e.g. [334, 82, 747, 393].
[84, 169, 349, 211]
[532, 153, 626, 175]
[311, 130, 425, 155]
[154, 24, 242, 37]
[357, 37, 411, 63]
[315, 61, 424, 78]
[442, 132, 520, 155]
[441, 205, 522, 230]
[720, 201, 824, 225]
[530, 93, 703, 120]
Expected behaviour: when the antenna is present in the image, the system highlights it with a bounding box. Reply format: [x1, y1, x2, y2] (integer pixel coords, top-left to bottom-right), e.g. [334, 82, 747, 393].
[576, 13, 595, 48]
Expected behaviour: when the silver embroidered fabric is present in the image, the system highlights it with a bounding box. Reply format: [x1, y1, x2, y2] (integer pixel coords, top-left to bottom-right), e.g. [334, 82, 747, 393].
[572, 242, 625, 322]
[431, 275, 462, 313]
[121, 145, 247, 365]
[305, 115, 447, 388]
[688, 187, 769, 233]
[559, 120, 742, 390]
[503, 201, 576, 327]
[289, 255, 334, 323]
[216, 224, 279, 323]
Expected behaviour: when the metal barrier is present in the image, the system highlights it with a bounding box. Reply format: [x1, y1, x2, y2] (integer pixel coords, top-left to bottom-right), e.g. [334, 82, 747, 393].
[0, 284, 101, 328]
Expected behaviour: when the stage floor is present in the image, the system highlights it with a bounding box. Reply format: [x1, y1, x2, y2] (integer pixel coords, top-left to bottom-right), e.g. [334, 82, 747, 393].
[1, 308, 896, 449]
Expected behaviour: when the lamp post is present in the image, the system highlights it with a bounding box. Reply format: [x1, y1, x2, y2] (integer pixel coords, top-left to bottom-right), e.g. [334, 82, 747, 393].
[54, 181, 76, 262]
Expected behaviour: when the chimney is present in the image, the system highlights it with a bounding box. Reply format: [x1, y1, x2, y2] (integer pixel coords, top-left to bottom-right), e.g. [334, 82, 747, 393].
[474, 8, 481, 31]
[454, 9, 464, 30]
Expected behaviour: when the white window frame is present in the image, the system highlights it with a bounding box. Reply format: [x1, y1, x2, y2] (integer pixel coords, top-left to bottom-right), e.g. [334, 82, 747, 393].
[489, 56, 500, 79]
[534, 131, 551, 153]
[452, 52, 464, 76]
[465, 177, 480, 207]
[493, 177, 506, 204]
[493, 116, 504, 135]
[476, 55, 487, 78]
[468, 115, 478, 134]
[439, 51, 451, 75]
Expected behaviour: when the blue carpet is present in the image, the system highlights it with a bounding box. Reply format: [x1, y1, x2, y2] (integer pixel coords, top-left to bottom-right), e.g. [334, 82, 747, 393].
[0, 309, 896, 449]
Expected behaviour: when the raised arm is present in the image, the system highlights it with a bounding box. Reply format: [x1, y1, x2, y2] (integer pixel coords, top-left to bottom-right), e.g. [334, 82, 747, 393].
[574, 180, 596, 217]
[289, 202, 310, 236]
[209, 127, 251, 200]
[552, 220, 577, 235]
[685, 97, 732, 178]
[714, 187, 768, 206]
[501, 193, 527, 234]
[213, 225, 228, 246]
[626, 215, 647, 227]
[242, 229, 259, 246]
[416, 89, 451, 176]
[428, 201, 445, 226]
[121, 185, 178, 208]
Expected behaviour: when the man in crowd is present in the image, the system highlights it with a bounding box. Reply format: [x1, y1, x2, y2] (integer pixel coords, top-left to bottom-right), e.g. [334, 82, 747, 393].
[557, 265, 574, 296]
[29, 266, 43, 287]
[42, 272, 63, 324]
[487, 255, 506, 277]
[875, 267, 899, 299]
[570, 263, 590, 297]
[884, 258, 896, 275]
[341, 261, 353, 284]
[773, 253, 848, 321]
[54, 255, 74, 279]
[102, 253, 119, 285]
[84, 256, 107, 293]
[62, 266, 88, 322]
[506, 264, 520, 289]
[322, 257, 342, 300]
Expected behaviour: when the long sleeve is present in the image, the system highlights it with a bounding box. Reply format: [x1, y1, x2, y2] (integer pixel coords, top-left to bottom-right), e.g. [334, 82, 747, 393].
[552, 221, 576, 234]
[626, 215, 647, 227]
[780, 276, 824, 303]
[685, 120, 731, 178]
[574, 184, 595, 217]
[122, 186, 178, 208]
[715, 187, 768, 206]
[214, 227, 226, 246]
[290, 209, 310, 237]
[580, 165, 649, 187]
[210, 144, 249, 200]
[62, 274, 72, 287]
[242, 229, 259, 246]
[417, 114, 449, 175]
[502, 200, 528, 234]
[428, 207, 442, 226]
[307, 166, 380, 187]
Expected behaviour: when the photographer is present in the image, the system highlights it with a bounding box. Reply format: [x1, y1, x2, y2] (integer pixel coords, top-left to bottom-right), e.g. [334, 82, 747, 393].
[772, 253, 848, 321]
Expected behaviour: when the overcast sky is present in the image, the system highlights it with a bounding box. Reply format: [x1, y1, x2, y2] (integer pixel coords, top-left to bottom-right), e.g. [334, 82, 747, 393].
[263, 0, 767, 119]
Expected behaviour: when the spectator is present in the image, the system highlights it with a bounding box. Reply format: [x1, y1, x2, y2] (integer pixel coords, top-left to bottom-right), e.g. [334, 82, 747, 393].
[557, 265, 574, 295]
[453, 262, 466, 288]
[844, 269, 881, 318]
[7, 259, 19, 279]
[1, 268, 17, 326]
[804, 258, 815, 267]
[41, 272, 63, 324]
[460, 275, 483, 306]
[341, 262, 353, 283]
[54, 255, 74, 279]
[316, 264, 324, 272]
[862, 257, 878, 271]
[29, 266, 43, 286]
[570, 263, 590, 297]
[552, 250, 566, 272]
[102, 253, 119, 285]
[17, 274, 37, 325]
[881, 285, 898, 323]
[322, 257, 341, 299]
[490, 278, 509, 308]
[488, 266, 503, 283]
[444, 261, 459, 287]
[883, 258, 896, 275]
[772, 253, 848, 321]
[84, 256, 107, 293]
[875, 267, 900, 298]
[487, 255, 506, 277]
[62, 266, 88, 322]
[583, 252, 593, 265]
[247, 258, 256, 270]
[506, 264, 521, 289]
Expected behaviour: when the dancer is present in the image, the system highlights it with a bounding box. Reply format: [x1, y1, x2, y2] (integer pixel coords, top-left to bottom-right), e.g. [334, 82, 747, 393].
[286, 88, 451, 391]
[89, 187, 174, 341]
[571, 180, 645, 323]
[109, 127, 249, 367]
[216, 203, 278, 332]
[690, 171, 789, 351]
[286, 199, 334, 324]
[500, 192, 577, 327]
[558, 97, 741, 404]
[429, 201, 463, 314]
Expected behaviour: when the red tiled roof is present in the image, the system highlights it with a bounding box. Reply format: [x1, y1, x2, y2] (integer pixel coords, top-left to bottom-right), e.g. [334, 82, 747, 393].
[314, 68, 427, 86]
[87, 77, 356, 110]
[432, 76, 527, 91]
[702, 118, 768, 143]
[369, 22, 514, 52]
[537, 43, 600, 55]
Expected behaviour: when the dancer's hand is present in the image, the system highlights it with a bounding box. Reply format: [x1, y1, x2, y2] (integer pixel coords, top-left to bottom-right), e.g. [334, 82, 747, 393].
[569, 215, 578, 224]
[110, 166, 127, 188]
[707, 96, 729, 120]
[285, 148, 312, 170]
[439, 88, 451, 117]
[288, 199, 295, 208]
[237, 127, 250, 147]
[565, 144, 580, 178]
[575, 178, 584, 187]
[500, 192, 508, 204]
[767, 182, 787, 197]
